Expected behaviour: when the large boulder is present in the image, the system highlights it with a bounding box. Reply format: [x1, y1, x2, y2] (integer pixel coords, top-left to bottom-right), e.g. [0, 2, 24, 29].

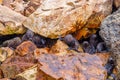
[36, 53, 108, 80]
[23, 0, 113, 39]
[0, 5, 26, 35]
[99, 8, 120, 77]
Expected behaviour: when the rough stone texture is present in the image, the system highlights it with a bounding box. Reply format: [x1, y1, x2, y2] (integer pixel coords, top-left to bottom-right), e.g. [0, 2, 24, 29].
[2, 0, 41, 16]
[0, 5, 26, 35]
[0, 69, 3, 79]
[0, 47, 13, 62]
[0, 78, 11, 80]
[37, 53, 107, 80]
[0, 54, 35, 78]
[15, 41, 37, 56]
[15, 65, 37, 80]
[114, 0, 120, 8]
[34, 48, 49, 59]
[99, 8, 120, 77]
[24, 0, 41, 16]
[23, 0, 113, 39]
[49, 40, 83, 56]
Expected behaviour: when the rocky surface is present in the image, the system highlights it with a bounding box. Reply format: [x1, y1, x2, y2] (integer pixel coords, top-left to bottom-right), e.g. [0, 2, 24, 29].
[23, 0, 112, 39]
[15, 41, 37, 56]
[15, 65, 37, 80]
[2, 0, 41, 16]
[114, 0, 120, 8]
[0, 53, 36, 78]
[100, 8, 120, 77]
[0, 5, 26, 35]
[50, 40, 83, 56]
[0, 47, 13, 62]
[37, 53, 108, 80]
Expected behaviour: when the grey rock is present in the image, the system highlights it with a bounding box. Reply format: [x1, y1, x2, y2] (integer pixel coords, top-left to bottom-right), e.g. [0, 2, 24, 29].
[99, 8, 120, 76]
[2, 37, 22, 49]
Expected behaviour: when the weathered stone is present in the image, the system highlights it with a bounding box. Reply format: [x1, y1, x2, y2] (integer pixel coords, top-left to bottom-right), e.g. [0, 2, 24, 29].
[0, 5, 26, 35]
[0, 69, 3, 79]
[0, 47, 13, 62]
[15, 41, 37, 56]
[2, 37, 22, 49]
[0, 53, 35, 78]
[2, 0, 41, 16]
[50, 40, 83, 56]
[15, 65, 37, 80]
[37, 53, 107, 80]
[114, 0, 120, 8]
[23, 0, 112, 39]
[99, 8, 120, 77]
[34, 48, 49, 59]
[24, 0, 41, 16]
[0, 78, 11, 80]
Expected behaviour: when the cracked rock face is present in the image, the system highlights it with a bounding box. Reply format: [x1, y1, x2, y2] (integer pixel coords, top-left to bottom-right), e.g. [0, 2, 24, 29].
[37, 53, 107, 80]
[23, 0, 113, 39]
[100, 8, 120, 75]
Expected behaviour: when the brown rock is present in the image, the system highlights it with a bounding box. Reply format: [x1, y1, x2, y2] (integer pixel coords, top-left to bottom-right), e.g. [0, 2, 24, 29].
[24, 0, 41, 16]
[0, 5, 26, 35]
[0, 53, 35, 78]
[0, 78, 11, 80]
[2, 0, 41, 16]
[34, 48, 49, 59]
[23, 0, 112, 39]
[0, 47, 13, 62]
[49, 40, 83, 56]
[0, 69, 3, 79]
[114, 0, 120, 8]
[37, 53, 108, 80]
[15, 41, 37, 56]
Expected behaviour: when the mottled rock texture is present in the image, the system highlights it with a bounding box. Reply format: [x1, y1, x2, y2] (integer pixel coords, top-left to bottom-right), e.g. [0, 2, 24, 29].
[100, 8, 120, 77]
[23, 0, 113, 39]
[0, 5, 26, 35]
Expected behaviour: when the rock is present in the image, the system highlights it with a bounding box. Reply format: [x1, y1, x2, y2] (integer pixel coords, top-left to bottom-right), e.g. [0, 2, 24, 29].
[50, 40, 83, 56]
[37, 53, 108, 80]
[34, 48, 49, 59]
[24, 0, 41, 16]
[0, 5, 26, 35]
[15, 41, 37, 56]
[99, 8, 120, 77]
[114, 0, 120, 8]
[23, 0, 112, 39]
[0, 78, 11, 80]
[0, 53, 35, 78]
[2, 37, 22, 49]
[2, 0, 41, 16]
[0, 69, 3, 78]
[0, 47, 13, 62]
[15, 65, 37, 80]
